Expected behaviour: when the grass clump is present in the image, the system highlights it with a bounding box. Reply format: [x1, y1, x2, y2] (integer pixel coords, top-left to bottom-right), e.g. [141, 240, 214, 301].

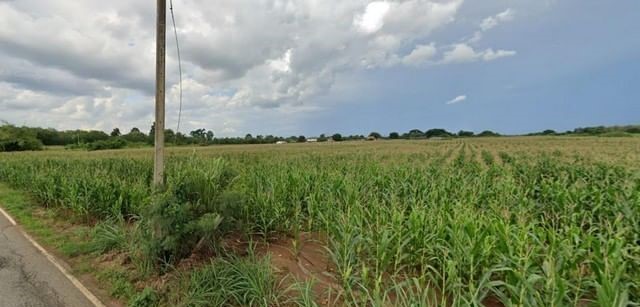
[177, 253, 281, 307]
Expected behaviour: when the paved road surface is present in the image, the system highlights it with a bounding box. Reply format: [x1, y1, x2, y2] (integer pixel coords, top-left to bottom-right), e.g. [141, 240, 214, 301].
[0, 210, 96, 307]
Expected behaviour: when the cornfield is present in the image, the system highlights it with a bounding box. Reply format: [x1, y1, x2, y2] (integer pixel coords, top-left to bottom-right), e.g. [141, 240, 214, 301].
[0, 137, 638, 306]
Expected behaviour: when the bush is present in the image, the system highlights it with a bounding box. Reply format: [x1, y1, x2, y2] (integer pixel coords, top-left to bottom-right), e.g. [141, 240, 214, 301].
[129, 287, 159, 307]
[87, 138, 127, 151]
[0, 137, 43, 152]
[142, 157, 240, 266]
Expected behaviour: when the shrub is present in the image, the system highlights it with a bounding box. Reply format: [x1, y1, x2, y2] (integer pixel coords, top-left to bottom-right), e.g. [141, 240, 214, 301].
[143, 157, 240, 266]
[0, 137, 43, 152]
[87, 138, 127, 151]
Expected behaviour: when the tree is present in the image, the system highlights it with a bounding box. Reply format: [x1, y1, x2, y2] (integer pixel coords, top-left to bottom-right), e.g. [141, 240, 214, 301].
[123, 127, 148, 143]
[206, 130, 214, 142]
[331, 133, 343, 142]
[190, 129, 207, 144]
[425, 128, 453, 138]
[190, 129, 206, 139]
[110, 128, 121, 137]
[164, 129, 176, 144]
[369, 132, 382, 139]
[457, 130, 474, 137]
[389, 132, 399, 139]
[408, 129, 424, 138]
[297, 135, 307, 143]
[625, 126, 640, 134]
[245, 133, 253, 140]
[478, 130, 500, 137]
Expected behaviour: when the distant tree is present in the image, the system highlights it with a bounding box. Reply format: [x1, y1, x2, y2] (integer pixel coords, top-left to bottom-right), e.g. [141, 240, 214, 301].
[164, 129, 176, 143]
[425, 128, 453, 138]
[626, 127, 640, 134]
[189, 129, 207, 144]
[206, 130, 214, 142]
[83, 130, 110, 143]
[478, 130, 500, 137]
[265, 135, 276, 143]
[408, 129, 424, 138]
[149, 123, 156, 139]
[332, 133, 343, 142]
[190, 129, 206, 139]
[541, 129, 556, 135]
[0, 125, 44, 152]
[297, 135, 307, 143]
[389, 132, 399, 139]
[369, 132, 382, 139]
[457, 130, 474, 137]
[110, 128, 121, 137]
[174, 132, 189, 145]
[123, 127, 147, 143]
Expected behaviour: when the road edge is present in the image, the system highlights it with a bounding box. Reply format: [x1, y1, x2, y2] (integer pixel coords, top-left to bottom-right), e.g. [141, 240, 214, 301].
[0, 206, 106, 307]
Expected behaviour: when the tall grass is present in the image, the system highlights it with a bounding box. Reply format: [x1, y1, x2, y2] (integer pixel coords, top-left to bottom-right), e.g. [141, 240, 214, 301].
[0, 139, 638, 306]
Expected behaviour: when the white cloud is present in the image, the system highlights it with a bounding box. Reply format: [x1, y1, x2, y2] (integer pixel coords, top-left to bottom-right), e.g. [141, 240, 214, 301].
[480, 9, 515, 31]
[402, 43, 437, 66]
[446, 95, 467, 105]
[0, 0, 520, 135]
[482, 49, 517, 61]
[354, 1, 391, 34]
[441, 44, 516, 64]
[470, 8, 515, 43]
[442, 44, 479, 63]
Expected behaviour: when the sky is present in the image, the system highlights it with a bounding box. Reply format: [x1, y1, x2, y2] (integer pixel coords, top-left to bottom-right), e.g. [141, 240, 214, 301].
[0, 0, 638, 137]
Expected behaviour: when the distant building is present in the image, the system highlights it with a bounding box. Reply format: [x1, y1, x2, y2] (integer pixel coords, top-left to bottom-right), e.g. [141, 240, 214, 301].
[367, 136, 377, 141]
[276, 141, 287, 145]
[307, 138, 318, 143]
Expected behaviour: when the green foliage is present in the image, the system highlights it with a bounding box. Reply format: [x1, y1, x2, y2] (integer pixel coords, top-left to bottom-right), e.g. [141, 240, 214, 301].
[0, 137, 43, 152]
[1, 139, 639, 306]
[477, 130, 500, 137]
[143, 157, 238, 266]
[178, 253, 281, 307]
[87, 138, 127, 151]
[0, 124, 44, 151]
[424, 128, 453, 138]
[91, 220, 127, 253]
[128, 287, 159, 307]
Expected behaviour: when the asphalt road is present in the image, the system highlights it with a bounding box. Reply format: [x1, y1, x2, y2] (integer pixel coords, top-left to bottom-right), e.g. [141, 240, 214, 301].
[0, 210, 96, 307]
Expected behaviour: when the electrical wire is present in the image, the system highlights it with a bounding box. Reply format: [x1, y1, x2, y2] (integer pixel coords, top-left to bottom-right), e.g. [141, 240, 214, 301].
[169, 0, 183, 141]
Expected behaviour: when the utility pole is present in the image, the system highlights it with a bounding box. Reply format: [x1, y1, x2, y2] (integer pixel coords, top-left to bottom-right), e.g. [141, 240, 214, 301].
[154, 0, 166, 186]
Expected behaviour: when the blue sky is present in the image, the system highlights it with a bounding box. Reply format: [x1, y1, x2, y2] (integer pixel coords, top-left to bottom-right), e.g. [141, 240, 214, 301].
[0, 0, 638, 136]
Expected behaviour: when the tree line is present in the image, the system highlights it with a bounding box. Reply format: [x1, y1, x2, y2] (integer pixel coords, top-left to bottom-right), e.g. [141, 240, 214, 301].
[1, 123, 638, 152]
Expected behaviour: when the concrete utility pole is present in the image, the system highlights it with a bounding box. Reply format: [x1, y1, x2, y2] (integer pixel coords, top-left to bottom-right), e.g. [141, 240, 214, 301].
[154, 0, 166, 186]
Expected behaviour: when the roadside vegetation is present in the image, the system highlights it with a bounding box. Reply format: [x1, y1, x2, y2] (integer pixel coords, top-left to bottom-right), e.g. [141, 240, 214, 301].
[0, 137, 639, 306]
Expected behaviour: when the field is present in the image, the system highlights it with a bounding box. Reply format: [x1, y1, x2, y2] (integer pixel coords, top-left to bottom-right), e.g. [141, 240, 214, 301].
[0, 137, 639, 306]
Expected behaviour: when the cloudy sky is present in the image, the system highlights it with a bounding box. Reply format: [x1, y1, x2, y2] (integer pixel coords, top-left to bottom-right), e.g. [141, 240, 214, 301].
[0, 0, 638, 136]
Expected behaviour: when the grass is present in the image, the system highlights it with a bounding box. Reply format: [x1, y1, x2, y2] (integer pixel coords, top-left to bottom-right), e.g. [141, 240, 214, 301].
[0, 183, 139, 304]
[0, 137, 639, 306]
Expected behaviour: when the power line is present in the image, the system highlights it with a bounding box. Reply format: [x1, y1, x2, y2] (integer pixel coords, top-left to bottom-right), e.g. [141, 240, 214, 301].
[169, 0, 183, 141]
